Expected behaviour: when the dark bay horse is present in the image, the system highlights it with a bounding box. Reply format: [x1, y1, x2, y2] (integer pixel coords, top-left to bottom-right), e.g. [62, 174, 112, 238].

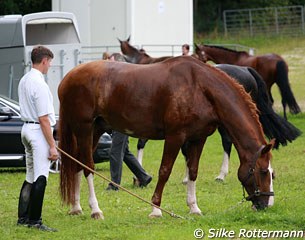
[195, 44, 301, 119]
[58, 56, 275, 218]
[119, 39, 301, 182]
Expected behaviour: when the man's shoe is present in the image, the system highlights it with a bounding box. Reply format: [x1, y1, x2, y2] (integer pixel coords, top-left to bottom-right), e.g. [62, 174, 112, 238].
[17, 218, 28, 227]
[28, 222, 57, 232]
[139, 175, 152, 187]
[106, 184, 119, 191]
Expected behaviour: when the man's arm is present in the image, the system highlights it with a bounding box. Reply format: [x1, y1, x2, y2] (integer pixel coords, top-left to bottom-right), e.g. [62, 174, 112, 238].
[39, 115, 58, 161]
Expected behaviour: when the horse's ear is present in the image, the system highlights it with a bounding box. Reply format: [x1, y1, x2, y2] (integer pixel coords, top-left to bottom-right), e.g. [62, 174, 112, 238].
[117, 38, 123, 44]
[261, 139, 276, 155]
[127, 35, 131, 42]
[194, 43, 199, 50]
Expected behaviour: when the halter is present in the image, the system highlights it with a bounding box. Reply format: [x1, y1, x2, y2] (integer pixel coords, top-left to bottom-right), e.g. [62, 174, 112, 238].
[241, 145, 274, 202]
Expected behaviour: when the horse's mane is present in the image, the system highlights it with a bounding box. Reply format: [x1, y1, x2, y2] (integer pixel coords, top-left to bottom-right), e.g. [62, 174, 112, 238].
[203, 45, 249, 55]
[201, 61, 262, 132]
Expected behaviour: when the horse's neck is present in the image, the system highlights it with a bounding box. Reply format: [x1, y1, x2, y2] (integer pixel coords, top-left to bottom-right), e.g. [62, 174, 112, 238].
[203, 75, 265, 161]
[207, 48, 241, 64]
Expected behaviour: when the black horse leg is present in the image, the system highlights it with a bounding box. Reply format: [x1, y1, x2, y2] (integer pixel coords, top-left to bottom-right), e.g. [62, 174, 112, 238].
[216, 126, 232, 181]
[137, 138, 148, 165]
[133, 138, 148, 186]
[181, 142, 189, 184]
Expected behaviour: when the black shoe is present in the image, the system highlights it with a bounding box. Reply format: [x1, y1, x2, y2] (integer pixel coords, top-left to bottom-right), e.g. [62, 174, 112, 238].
[17, 218, 28, 226]
[106, 184, 119, 191]
[28, 222, 57, 232]
[139, 175, 152, 187]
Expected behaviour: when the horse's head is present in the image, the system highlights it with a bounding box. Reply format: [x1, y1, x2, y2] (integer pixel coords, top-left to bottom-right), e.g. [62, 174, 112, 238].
[194, 43, 209, 63]
[238, 139, 275, 210]
[118, 37, 144, 64]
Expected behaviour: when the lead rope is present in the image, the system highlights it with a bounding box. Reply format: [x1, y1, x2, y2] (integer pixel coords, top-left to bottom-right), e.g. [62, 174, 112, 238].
[56, 146, 185, 219]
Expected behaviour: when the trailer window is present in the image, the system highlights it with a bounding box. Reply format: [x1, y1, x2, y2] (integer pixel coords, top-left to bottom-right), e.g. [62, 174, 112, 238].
[26, 18, 80, 45]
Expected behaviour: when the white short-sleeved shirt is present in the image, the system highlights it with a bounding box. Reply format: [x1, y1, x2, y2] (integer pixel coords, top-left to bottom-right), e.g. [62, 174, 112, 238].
[18, 68, 56, 126]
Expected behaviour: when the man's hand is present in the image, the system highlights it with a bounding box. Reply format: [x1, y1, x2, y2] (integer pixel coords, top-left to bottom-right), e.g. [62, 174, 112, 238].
[49, 146, 59, 161]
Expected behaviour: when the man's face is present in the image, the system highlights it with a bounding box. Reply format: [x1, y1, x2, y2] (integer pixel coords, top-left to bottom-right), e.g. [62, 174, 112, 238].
[41, 57, 52, 74]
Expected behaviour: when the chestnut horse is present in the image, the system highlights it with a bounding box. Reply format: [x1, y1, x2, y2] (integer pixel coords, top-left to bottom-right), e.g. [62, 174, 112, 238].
[58, 56, 275, 219]
[195, 44, 301, 119]
[119, 39, 300, 182]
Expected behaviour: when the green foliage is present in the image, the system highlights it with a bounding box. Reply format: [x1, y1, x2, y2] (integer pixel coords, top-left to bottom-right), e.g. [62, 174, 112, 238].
[0, 0, 51, 15]
[194, 0, 305, 34]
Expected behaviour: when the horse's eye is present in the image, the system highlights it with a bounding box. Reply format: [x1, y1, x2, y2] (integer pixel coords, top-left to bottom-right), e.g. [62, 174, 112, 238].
[260, 169, 268, 174]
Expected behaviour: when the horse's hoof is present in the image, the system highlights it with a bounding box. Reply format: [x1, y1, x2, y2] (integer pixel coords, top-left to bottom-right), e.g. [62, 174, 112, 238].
[133, 177, 140, 187]
[182, 179, 188, 185]
[190, 210, 202, 216]
[91, 211, 104, 220]
[149, 207, 162, 218]
[69, 209, 83, 215]
[148, 212, 162, 218]
[215, 177, 224, 182]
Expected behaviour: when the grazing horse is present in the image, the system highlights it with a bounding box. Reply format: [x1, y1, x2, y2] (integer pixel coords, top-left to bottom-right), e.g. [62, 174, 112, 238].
[58, 56, 275, 218]
[119, 37, 172, 64]
[195, 44, 301, 119]
[119, 39, 301, 182]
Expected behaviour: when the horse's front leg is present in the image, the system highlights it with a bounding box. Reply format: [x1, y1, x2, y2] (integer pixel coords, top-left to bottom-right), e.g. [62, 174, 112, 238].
[69, 170, 83, 215]
[186, 139, 205, 215]
[86, 173, 104, 219]
[149, 137, 182, 218]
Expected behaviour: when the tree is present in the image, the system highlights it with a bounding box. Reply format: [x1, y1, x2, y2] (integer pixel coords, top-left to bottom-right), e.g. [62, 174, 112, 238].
[193, 0, 303, 34]
[0, 0, 51, 15]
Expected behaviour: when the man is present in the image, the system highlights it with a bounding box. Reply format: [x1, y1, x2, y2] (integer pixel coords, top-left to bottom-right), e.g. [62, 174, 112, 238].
[182, 44, 190, 56]
[17, 46, 58, 232]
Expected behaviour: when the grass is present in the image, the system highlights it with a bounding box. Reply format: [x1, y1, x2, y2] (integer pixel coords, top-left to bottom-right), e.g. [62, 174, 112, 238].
[1, 36, 305, 239]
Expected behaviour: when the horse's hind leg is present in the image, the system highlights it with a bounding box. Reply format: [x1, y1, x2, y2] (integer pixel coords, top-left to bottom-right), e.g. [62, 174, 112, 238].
[77, 125, 104, 220]
[86, 173, 104, 219]
[216, 127, 232, 181]
[69, 170, 83, 215]
[180, 143, 189, 185]
[185, 139, 205, 215]
[149, 136, 182, 218]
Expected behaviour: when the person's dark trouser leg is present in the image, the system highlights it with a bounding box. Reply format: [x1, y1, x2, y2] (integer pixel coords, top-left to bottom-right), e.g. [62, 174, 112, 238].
[108, 131, 125, 188]
[17, 180, 32, 225]
[123, 137, 152, 187]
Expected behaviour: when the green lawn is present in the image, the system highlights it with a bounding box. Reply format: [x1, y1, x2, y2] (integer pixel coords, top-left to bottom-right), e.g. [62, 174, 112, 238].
[1, 36, 305, 239]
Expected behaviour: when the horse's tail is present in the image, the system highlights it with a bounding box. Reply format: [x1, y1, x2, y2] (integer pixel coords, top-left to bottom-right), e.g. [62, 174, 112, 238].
[248, 67, 302, 148]
[59, 105, 78, 205]
[275, 60, 301, 114]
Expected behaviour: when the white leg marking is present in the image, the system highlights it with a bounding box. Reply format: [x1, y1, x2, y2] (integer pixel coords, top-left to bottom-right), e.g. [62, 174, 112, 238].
[182, 162, 189, 185]
[268, 163, 274, 206]
[187, 180, 202, 215]
[215, 152, 229, 181]
[69, 171, 83, 215]
[87, 173, 104, 219]
[137, 149, 144, 166]
[149, 206, 162, 218]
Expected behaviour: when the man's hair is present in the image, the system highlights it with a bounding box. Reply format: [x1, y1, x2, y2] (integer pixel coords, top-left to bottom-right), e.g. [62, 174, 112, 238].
[182, 44, 190, 51]
[31, 45, 54, 64]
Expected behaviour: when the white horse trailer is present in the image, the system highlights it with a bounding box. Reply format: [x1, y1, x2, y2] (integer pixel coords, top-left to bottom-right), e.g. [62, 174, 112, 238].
[0, 11, 81, 113]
